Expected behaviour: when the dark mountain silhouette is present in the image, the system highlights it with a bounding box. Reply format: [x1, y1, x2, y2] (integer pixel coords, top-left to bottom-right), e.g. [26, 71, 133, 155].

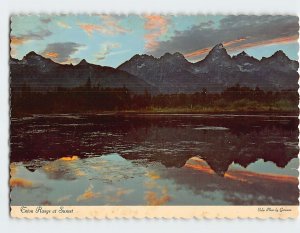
[10, 51, 157, 94]
[10, 44, 299, 94]
[118, 43, 299, 93]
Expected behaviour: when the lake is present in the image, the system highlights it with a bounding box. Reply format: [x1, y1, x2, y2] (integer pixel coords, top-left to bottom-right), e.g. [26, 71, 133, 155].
[10, 113, 299, 205]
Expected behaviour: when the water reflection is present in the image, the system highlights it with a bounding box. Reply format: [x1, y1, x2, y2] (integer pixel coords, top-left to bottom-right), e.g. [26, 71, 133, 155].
[10, 114, 299, 205]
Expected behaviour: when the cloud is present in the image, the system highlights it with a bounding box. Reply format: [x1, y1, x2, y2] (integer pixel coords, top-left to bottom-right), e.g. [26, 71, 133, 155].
[144, 15, 169, 51]
[78, 15, 130, 36]
[40, 17, 52, 24]
[95, 42, 120, 61]
[57, 21, 71, 29]
[151, 15, 299, 60]
[10, 29, 53, 57]
[99, 15, 130, 34]
[42, 42, 85, 63]
[11, 29, 52, 46]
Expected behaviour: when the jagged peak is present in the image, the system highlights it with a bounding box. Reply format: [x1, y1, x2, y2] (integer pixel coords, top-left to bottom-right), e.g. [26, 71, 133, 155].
[212, 43, 224, 50]
[261, 50, 291, 62]
[23, 51, 44, 60]
[273, 50, 289, 58]
[237, 51, 249, 57]
[159, 52, 186, 61]
[129, 54, 154, 61]
[208, 43, 228, 55]
[232, 51, 258, 62]
[77, 59, 90, 66]
[160, 52, 172, 59]
[203, 43, 230, 62]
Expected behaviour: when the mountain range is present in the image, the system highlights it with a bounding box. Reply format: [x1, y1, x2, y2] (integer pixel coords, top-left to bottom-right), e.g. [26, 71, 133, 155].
[10, 43, 299, 94]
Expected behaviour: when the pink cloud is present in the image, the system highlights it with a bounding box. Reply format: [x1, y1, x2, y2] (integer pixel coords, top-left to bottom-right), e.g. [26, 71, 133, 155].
[144, 15, 169, 51]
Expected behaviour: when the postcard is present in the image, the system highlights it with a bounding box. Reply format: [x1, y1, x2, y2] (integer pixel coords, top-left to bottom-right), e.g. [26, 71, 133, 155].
[9, 14, 299, 218]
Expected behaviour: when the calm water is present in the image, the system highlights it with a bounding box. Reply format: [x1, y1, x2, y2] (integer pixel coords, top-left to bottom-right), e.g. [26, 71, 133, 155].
[10, 114, 299, 205]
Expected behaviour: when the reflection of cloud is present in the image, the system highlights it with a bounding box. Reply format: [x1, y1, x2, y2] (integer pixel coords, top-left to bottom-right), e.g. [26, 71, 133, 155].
[10, 178, 33, 188]
[151, 15, 298, 59]
[79, 15, 130, 36]
[144, 15, 169, 51]
[42, 155, 86, 180]
[59, 156, 79, 161]
[57, 21, 71, 29]
[162, 156, 300, 205]
[40, 200, 52, 205]
[10, 163, 18, 177]
[77, 184, 101, 202]
[105, 188, 134, 203]
[57, 195, 72, 203]
[145, 187, 171, 205]
[146, 170, 160, 180]
[184, 157, 215, 175]
[144, 168, 171, 205]
[185, 157, 298, 184]
[41, 42, 85, 63]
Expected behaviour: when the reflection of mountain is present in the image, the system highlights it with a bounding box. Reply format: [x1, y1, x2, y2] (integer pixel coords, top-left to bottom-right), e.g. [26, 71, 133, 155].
[10, 44, 299, 94]
[11, 114, 298, 176]
[160, 157, 299, 205]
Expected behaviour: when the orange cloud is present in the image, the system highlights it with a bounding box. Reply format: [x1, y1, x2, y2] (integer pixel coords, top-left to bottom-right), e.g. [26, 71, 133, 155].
[100, 15, 130, 34]
[226, 35, 298, 53]
[79, 16, 130, 36]
[223, 38, 247, 47]
[79, 23, 103, 36]
[144, 15, 169, 51]
[44, 52, 59, 58]
[10, 36, 29, 57]
[11, 36, 28, 46]
[184, 35, 298, 60]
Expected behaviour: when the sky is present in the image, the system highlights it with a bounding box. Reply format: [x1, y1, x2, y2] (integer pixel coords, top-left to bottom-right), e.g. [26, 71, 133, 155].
[10, 14, 299, 67]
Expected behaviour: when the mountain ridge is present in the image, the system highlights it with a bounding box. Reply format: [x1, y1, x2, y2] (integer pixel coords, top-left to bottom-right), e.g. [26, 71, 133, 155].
[10, 43, 299, 94]
[118, 43, 298, 93]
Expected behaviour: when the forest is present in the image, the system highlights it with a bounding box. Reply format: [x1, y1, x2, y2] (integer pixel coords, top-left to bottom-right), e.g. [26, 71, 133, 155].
[11, 80, 299, 116]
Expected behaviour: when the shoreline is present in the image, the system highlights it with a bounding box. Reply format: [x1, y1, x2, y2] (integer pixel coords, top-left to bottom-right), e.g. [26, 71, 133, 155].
[11, 109, 299, 118]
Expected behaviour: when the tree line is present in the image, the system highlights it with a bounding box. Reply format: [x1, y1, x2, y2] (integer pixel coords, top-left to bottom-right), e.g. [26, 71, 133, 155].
[11, 82, 298, 116]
